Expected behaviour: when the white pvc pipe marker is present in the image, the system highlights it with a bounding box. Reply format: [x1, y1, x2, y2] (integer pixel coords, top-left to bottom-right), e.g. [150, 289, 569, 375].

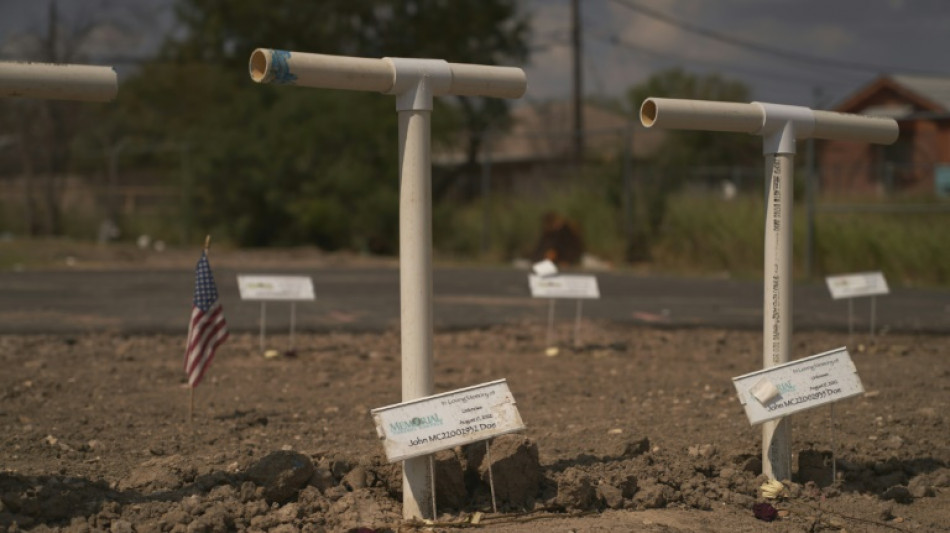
[250, 48, 526, 519]
[641, 97, 897, 481]
[0, 61, 117, 102]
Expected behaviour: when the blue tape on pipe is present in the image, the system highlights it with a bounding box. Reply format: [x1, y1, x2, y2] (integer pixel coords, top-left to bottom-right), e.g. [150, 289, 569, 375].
[270, 50, 297, 85]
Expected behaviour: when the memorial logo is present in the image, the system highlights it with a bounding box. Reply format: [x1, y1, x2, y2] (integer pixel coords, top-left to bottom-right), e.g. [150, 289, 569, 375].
[388, 414, 443, 435]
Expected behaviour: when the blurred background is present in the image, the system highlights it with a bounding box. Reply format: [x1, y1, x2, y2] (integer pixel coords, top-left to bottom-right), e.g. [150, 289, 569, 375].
[1, 0, 948, 285]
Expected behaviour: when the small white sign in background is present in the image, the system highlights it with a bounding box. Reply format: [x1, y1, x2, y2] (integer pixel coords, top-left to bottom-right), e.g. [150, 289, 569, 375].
[532, 259, 559, 277]
[529, 274, 600, 299]
[237, 275, 315, 301]
[371, 379, 525, 462]
[732, 347, 864, 425]
[825, 272, 889, 300]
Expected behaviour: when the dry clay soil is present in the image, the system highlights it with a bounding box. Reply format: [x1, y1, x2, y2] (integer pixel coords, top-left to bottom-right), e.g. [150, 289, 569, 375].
[2, 320, 949, 532]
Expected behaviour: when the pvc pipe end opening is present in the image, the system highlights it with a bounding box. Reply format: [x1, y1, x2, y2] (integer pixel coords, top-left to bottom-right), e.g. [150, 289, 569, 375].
[249, 49, 269, 83]
[640, 99, 658, 127]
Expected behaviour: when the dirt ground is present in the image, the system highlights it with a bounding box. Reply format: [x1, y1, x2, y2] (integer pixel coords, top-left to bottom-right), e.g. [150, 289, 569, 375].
[1, 317, 948, 532]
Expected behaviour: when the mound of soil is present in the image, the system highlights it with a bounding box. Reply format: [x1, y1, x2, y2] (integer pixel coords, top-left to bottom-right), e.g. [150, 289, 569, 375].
[1, 323, 948, 531]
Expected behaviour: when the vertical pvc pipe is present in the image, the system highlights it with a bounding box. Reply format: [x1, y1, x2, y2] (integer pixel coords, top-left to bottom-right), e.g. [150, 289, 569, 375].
[805, 137, 816, 279]
[830, 403, 837, 482]
[486, 440, 498, 513]
[398, 107, 434, 520]
[762, 153, 794, 481]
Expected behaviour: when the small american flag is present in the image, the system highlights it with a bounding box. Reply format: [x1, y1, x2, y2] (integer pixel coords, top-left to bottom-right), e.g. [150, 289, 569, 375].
[184, 250, 229, 387]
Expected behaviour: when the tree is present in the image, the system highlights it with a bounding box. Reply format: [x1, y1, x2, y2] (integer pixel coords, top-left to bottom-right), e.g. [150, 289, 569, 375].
[621, 69, 759, 260]
[117, 0, 531, 249]
[1, 0, 157, 236]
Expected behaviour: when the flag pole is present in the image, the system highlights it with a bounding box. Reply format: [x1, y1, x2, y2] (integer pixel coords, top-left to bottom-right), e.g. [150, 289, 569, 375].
[189, 235, 212, 425]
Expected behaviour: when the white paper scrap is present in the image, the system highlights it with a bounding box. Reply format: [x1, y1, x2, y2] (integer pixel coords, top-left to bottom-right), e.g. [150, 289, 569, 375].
[532, 259, 558, 277]
[749, 379, 780, 404]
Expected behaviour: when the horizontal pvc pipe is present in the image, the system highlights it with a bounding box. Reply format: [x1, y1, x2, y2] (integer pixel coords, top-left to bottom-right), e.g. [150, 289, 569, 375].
[640, 97, 898, 144]
[812, 109, 899, 145]
[446, 62, 526, 99]
[249, 49, 526, 99]
[250, 49, 393, 92]
[640, 98, 762, 133]
[0, 61, 117, 102]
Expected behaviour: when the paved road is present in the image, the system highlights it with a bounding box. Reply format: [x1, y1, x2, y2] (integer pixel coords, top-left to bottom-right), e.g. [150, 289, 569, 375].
[0, 265, 948, 335]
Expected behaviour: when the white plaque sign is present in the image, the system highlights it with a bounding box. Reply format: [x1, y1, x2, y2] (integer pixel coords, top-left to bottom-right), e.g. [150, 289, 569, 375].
[370, 379, 525, 462]
[529, 274, 600, 299]
[825, 272, 889, 300]
[732, 347, 864, 425]
[237, 275, 315, 301]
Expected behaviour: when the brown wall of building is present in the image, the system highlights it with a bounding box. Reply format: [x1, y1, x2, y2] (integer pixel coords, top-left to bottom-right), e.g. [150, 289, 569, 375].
[819, 140, 876, 196]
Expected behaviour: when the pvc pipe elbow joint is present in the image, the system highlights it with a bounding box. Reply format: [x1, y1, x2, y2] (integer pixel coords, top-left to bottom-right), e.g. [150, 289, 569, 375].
[752, 102, 814, 155]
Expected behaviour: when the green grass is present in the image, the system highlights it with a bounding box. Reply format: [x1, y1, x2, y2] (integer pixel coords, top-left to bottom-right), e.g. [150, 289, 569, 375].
[4, 188, 947, 287]
[813, 211, 949, 286]
[433, 181, 628, 266]
[436, 192, 950, 287]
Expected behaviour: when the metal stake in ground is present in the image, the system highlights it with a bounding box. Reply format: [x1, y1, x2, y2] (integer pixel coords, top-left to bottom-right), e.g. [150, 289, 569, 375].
[640, 97, 897, 481]
[249, 49, 525, 519]
[830, 403, 838, 482]
[486, 439, 498, 513]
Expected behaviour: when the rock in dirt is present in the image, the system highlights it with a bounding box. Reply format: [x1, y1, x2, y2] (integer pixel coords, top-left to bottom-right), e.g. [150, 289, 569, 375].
[605, 436, 651, 459]
[342, 466, 370, 491]
[467, 436, 542, 510]
[633, 481, 675, 509]
[733, 454, 762, 475]
[118, 455, 189, 492]
[556, 469, 597, 510]
[433, 449, 467, 510]
[798, 450, 834, 487]
[908, 475, 936, 498]
[881, 485, 913, 504]
[326, 491, 400, 531]
[596, 482, 624, 509]
[308, 466, 336, 492]
[930, 468, 950, 487]
[246, 450, 315, 503]
[688, 444, 716, 458]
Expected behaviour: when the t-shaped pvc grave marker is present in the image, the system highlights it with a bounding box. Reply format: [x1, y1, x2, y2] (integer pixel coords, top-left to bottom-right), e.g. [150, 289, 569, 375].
[640, 98, 897, 481]
[249, 48, 526, 519]
[1, 61, 117, 102]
